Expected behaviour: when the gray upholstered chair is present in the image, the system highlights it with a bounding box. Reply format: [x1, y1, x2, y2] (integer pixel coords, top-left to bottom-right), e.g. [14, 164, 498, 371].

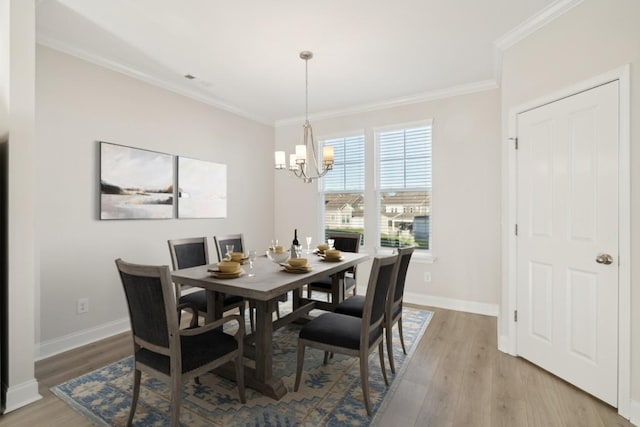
[335, 246, 414, 373]
[294, 254, 399, 416]
[213, 233, 244, 261]
[168, 237, 246, 322]
[306, 231, 361, 301]
[115, 258, 245, 427]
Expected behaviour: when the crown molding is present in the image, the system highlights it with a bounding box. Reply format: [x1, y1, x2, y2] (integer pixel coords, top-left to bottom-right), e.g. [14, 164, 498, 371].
[36, 34, 274, 126]
[494, 0, 584, 50]
[275, 79, 499, 127]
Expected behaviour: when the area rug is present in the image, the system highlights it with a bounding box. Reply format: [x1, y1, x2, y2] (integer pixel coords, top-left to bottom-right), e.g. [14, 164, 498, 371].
[52, 306, 432, 426]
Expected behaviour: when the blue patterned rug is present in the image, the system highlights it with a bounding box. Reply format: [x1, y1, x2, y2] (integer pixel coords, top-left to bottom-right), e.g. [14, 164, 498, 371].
[52, 306, 432, 426]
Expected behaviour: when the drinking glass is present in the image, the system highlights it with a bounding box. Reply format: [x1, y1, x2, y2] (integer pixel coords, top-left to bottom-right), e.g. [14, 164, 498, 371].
[294, 245, 303, 258]
[327, 238, 335, 250]
[305, 236, 312, 253]
[248, 250, 257, 276]
[225, 244, 234, 259]
[270, 239, 278, 251]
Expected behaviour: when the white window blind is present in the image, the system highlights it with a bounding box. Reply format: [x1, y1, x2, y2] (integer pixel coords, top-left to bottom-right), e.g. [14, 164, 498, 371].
[322, 135, 365, 192]
[378, 126, 431, 190]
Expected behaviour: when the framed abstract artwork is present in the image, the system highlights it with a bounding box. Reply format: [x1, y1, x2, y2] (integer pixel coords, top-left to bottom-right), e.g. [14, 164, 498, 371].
[100, 142, 174, 219]
[178, 156, 227, 218]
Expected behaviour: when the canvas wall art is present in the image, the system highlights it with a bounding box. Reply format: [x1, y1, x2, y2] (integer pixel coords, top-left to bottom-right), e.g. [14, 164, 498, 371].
[100, 142, 174, 219]
[178, 156, 227, 218]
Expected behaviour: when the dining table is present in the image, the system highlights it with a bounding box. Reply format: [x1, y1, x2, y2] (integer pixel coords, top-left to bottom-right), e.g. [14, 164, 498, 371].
[171, 251, 369, 400]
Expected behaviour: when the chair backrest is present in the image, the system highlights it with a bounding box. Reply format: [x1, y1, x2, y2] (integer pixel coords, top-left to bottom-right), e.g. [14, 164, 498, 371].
[327, 232, 361, 253]
[167, 237, 209, 270]
[214, 233, 244, 261]
[361, 254, 399, 336]
[392, 246, 415, 305]
[115, 258, 178, 353]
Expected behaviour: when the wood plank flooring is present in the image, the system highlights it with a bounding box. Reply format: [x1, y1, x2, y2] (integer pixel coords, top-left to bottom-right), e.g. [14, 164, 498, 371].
[0, 307, 630, 426]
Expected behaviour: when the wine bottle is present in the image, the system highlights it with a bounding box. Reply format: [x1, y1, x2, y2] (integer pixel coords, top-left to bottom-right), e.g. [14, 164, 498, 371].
[291, 229, 300, 258]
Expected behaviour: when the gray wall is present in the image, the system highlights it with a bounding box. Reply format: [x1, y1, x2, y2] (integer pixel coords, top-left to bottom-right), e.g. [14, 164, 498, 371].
[35, 46, 275, 357]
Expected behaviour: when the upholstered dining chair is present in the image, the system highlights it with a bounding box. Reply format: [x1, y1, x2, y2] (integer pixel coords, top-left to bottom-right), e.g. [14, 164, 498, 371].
[306, 231, 361, 301]
[335, 246, 415, 374]
[168, 237, 246, 323]
[214, 233, 283, 330]
[213, 233, 244, 261]
[115, 258, 246, 427]
[294, 254, 399, 416]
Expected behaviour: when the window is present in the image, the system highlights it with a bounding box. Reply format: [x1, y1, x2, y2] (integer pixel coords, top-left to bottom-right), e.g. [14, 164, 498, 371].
[320, 135, 365, 242]
[377, 125, 432, 249]
[318, 122, 432, 252]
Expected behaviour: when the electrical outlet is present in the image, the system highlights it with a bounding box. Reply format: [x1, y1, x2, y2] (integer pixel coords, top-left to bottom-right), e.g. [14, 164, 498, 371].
[77, 298, 89, 314]
[424, 272, 432, 282]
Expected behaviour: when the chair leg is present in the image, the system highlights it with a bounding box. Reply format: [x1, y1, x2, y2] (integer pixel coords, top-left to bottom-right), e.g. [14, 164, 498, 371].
[359, 352, 372, 416]
[386, 323, 396, 374]
[379, 341, 388, 386]
[323, 351, 330, 365]
[170, 374, 181, 427]
[127, 369, 141, 426]
[398, 316, 407, 355]
[294, 342, 306, 391]
[235, 351, 246, 403]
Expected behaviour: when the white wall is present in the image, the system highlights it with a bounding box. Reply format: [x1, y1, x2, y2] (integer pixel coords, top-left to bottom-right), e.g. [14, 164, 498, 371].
[275, 89, 501, 314]
[499, 0, 640, 418]
[35, 46, 275, 357]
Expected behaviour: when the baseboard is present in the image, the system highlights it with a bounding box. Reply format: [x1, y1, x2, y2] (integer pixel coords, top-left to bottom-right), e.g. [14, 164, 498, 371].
[629, 398, 640, 426]
[36, 317, 130, 361]
[403, 292, 499, 317]
[2, 379, 41, 414]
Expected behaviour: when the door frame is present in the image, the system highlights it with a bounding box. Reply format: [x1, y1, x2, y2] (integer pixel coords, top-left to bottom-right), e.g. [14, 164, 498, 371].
[501, 65, 631, 418]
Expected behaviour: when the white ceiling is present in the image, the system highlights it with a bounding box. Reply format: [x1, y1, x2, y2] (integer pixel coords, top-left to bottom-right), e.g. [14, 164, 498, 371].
[36, 0, 567, 124]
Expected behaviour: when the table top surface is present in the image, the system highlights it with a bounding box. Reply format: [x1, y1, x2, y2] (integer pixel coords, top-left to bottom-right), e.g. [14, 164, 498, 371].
[171, 252, 369, 301]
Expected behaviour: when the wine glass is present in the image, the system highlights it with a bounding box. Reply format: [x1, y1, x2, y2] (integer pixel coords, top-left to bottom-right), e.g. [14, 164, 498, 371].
[327, 238, 335, 250]
[225, 244, 234, 260]
[247, 250, 257, 276]
[305, 236, 312, 253]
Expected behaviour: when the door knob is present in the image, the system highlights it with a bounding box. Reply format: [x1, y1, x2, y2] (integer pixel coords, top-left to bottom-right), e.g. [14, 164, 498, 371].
[595, 253, 613, 265]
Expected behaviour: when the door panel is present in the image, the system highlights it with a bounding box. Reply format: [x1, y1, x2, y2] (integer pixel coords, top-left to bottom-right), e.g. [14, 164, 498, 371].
[516, 81, 619, 406]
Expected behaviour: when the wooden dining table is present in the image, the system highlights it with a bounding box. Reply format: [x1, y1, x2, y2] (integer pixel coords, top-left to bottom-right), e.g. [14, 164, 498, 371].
[171, 251, 369, 400]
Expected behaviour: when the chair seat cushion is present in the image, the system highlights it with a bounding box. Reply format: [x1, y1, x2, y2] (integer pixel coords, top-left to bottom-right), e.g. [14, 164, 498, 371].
[299, 313, 382, 350]
[179, 290, 243, 314]
[334, 295, 365, 318]
[308, 276, 356, 291]
[136, 328, 238, 375]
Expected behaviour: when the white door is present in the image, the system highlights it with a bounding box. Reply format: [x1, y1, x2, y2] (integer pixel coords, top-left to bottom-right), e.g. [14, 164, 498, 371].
[516, 81, 619, 406]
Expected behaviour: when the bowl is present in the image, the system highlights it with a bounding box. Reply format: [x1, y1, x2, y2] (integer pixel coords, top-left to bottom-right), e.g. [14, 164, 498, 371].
[324, 249, 341, 259]
[217, 261, 240, 273]
[266, 249, 290, 264]
[230, 252, 244, 262]
[288, 257, 308, 267]
[317, 244, 329, 252]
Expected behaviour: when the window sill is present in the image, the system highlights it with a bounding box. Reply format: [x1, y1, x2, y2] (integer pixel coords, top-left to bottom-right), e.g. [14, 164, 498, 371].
[362, 248, 436, 264]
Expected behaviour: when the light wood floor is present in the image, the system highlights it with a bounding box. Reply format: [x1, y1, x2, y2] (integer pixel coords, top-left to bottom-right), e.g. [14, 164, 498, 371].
[0, 307, 630, 426]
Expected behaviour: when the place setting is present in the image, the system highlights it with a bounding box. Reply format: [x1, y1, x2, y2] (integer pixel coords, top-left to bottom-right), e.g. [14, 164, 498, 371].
[208, 260, 246, 279]
[280, 257, 312, 274]
[319, 249, 344, 262]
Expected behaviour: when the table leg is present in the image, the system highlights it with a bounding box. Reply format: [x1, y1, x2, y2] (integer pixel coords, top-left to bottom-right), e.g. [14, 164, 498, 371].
[252, 299, 287, 399]
[205, 291, 225, 325]
[331, 271, 346, 306]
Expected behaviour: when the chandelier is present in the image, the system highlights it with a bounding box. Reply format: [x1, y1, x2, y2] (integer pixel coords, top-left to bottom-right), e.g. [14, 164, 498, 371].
[275, 51, 333, 183]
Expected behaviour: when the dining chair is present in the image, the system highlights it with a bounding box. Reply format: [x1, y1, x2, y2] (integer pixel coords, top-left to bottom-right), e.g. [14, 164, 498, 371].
[213, 233, 282, 330]
[294, 254, 399, 416]
[213, 233, 245, 261]
[306, 231, 361, 301]
[115, 258, 245, 427]
[335, 246, 415, 374]
[168, 237, 246, 323]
